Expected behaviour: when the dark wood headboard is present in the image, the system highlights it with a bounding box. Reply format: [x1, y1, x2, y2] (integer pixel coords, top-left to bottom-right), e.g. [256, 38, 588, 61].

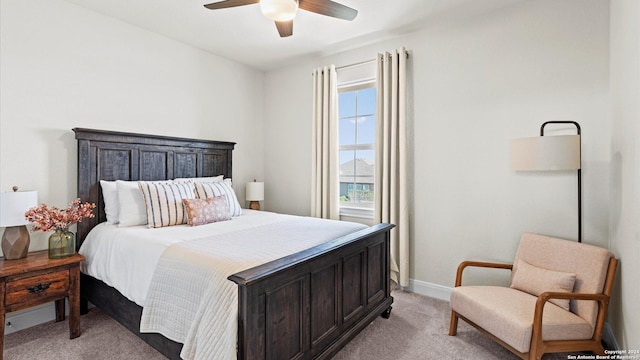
[74, 128, 235, 248]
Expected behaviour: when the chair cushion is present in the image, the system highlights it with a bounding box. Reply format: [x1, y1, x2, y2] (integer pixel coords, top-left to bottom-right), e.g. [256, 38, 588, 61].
[450, 286, 593, 353]
[510, 259, 576, 311]
[514, 233, 612, 330]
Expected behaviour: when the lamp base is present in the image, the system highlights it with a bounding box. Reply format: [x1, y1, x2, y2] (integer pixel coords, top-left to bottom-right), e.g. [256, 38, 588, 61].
[249, 201, 261, 211]
[1, 225, 30, 260]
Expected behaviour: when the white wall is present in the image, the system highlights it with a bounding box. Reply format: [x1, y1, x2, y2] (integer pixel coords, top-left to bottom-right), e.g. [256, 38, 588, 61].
[609, 0, 640, 350]
[0, 0, 265, 252]
[265, 0, 610, 289]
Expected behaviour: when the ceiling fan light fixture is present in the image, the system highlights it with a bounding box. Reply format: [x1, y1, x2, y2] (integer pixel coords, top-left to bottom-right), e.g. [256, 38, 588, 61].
[260, 0, 298, 21]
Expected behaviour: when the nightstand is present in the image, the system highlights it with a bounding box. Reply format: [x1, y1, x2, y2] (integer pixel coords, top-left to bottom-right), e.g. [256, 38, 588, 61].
[0, 251, 84, 359]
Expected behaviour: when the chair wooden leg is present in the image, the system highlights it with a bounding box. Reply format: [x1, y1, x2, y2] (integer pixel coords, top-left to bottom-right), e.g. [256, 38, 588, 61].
[593, 342, 606, 355]
[528, 339, 543, 360]
[449, 310, 459, 336]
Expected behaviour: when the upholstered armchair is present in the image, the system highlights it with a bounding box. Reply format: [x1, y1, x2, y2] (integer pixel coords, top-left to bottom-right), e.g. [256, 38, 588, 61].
[449, 233, 618, 360]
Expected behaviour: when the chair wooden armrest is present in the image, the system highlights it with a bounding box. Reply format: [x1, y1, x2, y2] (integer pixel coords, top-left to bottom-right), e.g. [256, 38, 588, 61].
[533, 291, 610, 337]
[455, 261, 513, 287]
[528, 257, 618, 359]
[530, 291, 611, 358]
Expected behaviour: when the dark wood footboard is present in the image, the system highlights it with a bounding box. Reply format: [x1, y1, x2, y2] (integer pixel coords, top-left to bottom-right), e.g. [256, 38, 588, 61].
[229, 223, 394, 360]
[80, 223, 393, 360]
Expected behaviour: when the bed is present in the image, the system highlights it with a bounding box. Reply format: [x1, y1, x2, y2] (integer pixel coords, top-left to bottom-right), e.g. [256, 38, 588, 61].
[73, 128, 394, 360]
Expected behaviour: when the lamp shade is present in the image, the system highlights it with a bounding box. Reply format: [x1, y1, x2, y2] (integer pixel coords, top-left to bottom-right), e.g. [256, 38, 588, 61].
[510, 135, 581, 171]
[260, 0, 298, 21]
[0, 190, 38, 227]
[246, 182, 264, 201]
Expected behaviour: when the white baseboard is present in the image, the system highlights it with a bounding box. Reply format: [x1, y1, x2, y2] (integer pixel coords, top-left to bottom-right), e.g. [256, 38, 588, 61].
[404, 278, 452, 301]
[4, 299, 94, 335]
[4, 303, 57, 335]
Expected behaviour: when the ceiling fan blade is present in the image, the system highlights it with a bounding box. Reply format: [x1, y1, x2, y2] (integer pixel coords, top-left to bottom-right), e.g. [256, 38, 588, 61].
[299, 0, 358, 21]
[275, 20, 293, 37]
[203, 0, 259, 10]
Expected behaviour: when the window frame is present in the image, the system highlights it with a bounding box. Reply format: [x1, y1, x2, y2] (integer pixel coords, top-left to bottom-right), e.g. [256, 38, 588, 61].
[337, 79, 376, 219]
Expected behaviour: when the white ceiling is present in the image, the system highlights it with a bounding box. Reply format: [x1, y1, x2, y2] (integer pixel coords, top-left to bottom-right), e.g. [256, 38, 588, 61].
[63, 0, 523, 71]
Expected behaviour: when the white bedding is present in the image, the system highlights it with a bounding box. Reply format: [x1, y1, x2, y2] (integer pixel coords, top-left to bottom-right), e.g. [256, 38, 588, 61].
[79, 210, 367, 359]
[80, 210, 288, 306]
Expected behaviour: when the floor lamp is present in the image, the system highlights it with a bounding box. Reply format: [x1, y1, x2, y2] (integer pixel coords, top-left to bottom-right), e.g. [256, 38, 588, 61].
[509, 121, 582, 242]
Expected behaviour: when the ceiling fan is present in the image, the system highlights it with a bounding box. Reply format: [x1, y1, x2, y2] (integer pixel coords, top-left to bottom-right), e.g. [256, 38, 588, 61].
[203, 0, 358, 37]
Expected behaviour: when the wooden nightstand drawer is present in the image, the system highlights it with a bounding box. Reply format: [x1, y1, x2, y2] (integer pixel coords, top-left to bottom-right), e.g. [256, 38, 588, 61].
[5, 270, 69, 308]
[0, 251, 85, 360]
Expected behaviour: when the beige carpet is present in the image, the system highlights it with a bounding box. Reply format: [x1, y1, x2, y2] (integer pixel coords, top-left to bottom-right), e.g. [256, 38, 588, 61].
[4, 291, 577, 359]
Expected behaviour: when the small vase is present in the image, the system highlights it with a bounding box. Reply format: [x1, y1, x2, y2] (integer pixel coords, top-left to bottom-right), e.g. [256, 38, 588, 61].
[48, 228, 75, 259]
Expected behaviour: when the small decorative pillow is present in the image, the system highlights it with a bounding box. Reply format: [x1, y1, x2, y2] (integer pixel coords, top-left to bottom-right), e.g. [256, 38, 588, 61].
[510, 259, 577, 311]
[100, 180, 119, 224]
[194, 181, 242, 217]
[182, 196, 231, 226]
[138, 182, 195, 228]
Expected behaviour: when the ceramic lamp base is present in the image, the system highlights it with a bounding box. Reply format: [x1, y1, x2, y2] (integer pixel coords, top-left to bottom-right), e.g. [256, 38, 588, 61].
[1, 225, 30, 260]
[249, 201, 261, 211]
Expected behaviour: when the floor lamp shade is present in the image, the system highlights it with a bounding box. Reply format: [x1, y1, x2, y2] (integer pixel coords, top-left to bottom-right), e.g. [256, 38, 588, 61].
[246, 181, 264, 211]
[510, 135, 581, 171]
[509, 121, 582, 243]
[0, 189, 38, 260]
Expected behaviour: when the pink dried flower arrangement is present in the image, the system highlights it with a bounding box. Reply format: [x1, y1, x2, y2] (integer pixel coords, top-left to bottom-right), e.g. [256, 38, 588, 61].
[24, 198, 96, 232]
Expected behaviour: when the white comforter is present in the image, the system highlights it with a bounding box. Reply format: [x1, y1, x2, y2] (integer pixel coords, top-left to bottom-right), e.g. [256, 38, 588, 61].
[80, 211, 366, 360]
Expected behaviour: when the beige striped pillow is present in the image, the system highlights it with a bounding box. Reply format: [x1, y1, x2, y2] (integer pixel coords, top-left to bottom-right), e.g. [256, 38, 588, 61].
[138, 182, 195, 228]
[194, 181, 242, 217]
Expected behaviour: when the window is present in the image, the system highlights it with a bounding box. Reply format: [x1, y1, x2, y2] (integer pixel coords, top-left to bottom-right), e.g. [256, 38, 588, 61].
[338, 83, 376, 217]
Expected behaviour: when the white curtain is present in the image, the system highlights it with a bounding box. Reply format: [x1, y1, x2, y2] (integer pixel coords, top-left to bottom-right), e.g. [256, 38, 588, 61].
[375, 48, 409, 288]
[311, 65, 340, 220]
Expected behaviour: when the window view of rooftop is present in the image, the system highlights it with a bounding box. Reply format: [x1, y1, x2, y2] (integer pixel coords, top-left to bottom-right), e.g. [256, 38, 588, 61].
[338, 85, 376, 210]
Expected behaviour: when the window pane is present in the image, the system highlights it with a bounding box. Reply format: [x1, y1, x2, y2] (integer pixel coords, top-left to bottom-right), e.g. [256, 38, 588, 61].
[352, 150, 374, 208]
[356, 149, 374, 163]
[339, 92, 356, 118]
[358, 87, 376, 115]
[356, 115, 376, 145]
[339, 150, 355, 204]
[355, 149, 375, 185]
[338, 85, 376, 213]
[339, 118, 356, 145]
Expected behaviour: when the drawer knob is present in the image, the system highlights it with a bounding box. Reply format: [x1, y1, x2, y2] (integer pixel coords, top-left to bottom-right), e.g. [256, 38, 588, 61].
[27, 282, 51, 294]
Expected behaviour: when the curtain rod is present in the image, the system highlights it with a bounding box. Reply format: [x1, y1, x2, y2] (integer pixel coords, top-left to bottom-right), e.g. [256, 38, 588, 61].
[336, 58, 376, 71]
[336, 52, 410, 71]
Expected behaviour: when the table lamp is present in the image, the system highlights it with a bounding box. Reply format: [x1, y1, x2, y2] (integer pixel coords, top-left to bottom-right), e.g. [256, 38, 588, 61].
[246, 180, 264, 211]
[0, 186, 38, 259]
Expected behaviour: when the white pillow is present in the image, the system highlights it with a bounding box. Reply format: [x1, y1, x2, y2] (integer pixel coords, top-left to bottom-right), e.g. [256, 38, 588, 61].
[100, 180, 119, 224]
[116, 180, 171, 227]
[194, 181, 242, 217]
[138, 182, 195, 228]
[173, 175, 224, 184]
[116, 180, 148, 227]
